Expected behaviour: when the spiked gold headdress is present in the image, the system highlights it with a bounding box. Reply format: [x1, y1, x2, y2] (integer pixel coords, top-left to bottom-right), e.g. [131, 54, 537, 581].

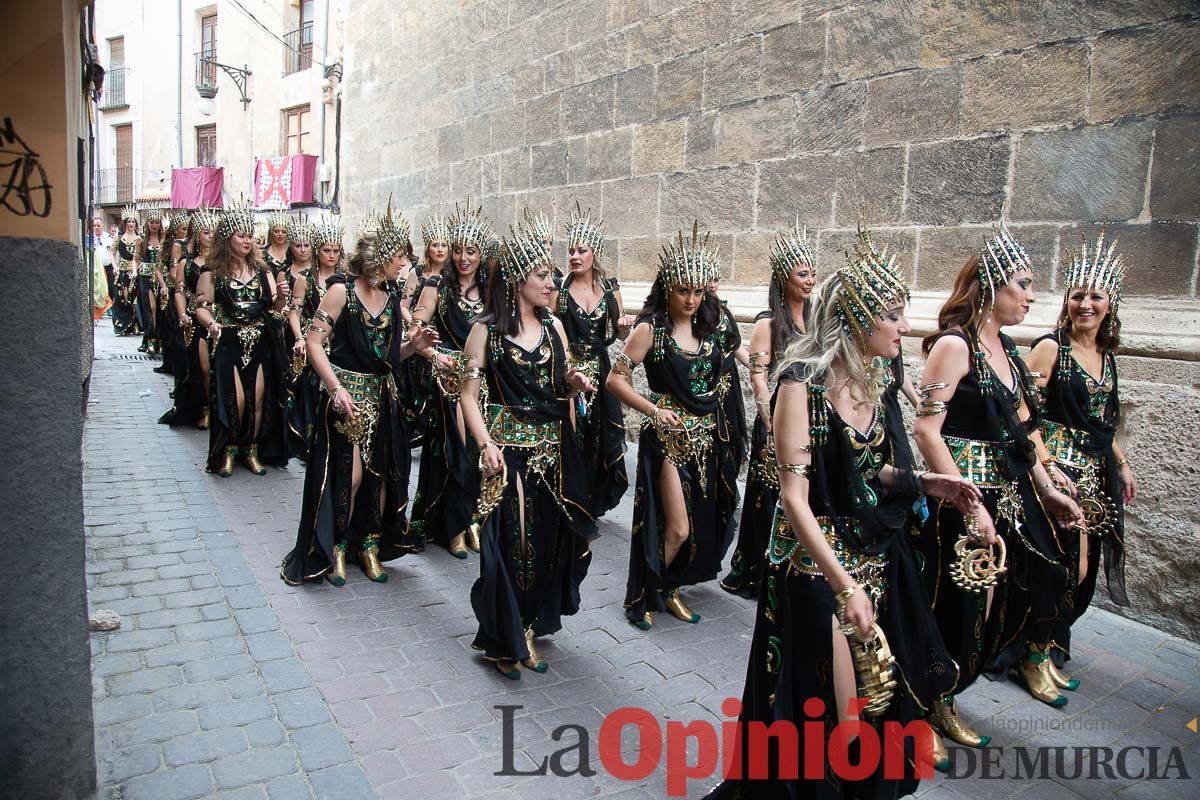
[266, 211, 291, 234]
[1063, 229, 1126, 302]
[658, 221, 720, 289]
[168, 211, 190, 235]
[310, 216, 344, 249]
[216, 196, 256, 242]
[501, 226, 554, 286]
[769, 220, 815, 289]
[288, 215, 314, 246]
[978, 224, 1033, 313]
[120, 205, 139, 225]
[191, 206, 220, 232]
[834, 225, 910, 344]
[143, 208, 165, 223]
[523, 207, 554, 246]
[448, 199, 494, 251]
[420, 214, 452, 247]
[564, 202, 605, 259]
[372, 200, 411, 265]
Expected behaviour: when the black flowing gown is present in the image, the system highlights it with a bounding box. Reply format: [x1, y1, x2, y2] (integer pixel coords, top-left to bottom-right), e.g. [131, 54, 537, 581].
[281, 277, 421, 583]
[623, 317, 741, 623]
[470, 320, 594, 662]
[1035, 329, 1129, 668]
[204, 269, 291, 471]
[155, 238, 188, 377]
[112, 237, 141, 336]
[721, 310, 789, 599]
[554, 275, 629, 521]
[136, 243, 160, 349]
[158, 257, 210, 427]
[917, 330, 1069, 692]
[718, 302, 749, 472]
[409, 276, 483, 550]
[284, 267, 337, 461]
[706, 364, 958, 800]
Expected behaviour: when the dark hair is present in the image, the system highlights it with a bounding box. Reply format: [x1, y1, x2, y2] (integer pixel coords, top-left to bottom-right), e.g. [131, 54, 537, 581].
[1056, 292, 1122, 353]
[447, 246, 487, 303]
[562, 271, 621, 344]
[208, 233, 266, 281]
[479, 271, 549, 337]
[768, 276, 809, 357]
[923, 255, 985, 356]
[138, 218, 164, 261]
[635, 276, 721, 341]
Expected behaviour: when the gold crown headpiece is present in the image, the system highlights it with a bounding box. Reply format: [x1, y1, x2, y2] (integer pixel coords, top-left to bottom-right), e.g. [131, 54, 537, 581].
[978, 224, 1033, 312]
[191, 206, 220, 232]
[266, 211, 291, 233]
[420, 214, 452, 247]
[1063, 229, 1127, 303]
[564, 202, 605, 259]
[834, 224, 910, 343]
[501, 226, 554, 286]
[769, 220, 815, 288]
[168, 211, 190, 234]
[216, 196, 256, 242]
[372, 199, 411, 264]
[143, 208, 165, 223]
[658, 221, 720, 289]
[288, 214, 314, 246]
[449, 198, 494, 250]
[523, 207, 554, 246]
[310, 216, 344, 249]
[120, 204, 138, 224]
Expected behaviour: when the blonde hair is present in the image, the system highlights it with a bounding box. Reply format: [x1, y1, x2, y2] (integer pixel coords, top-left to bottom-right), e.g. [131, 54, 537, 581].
[773, 272, 886, 407]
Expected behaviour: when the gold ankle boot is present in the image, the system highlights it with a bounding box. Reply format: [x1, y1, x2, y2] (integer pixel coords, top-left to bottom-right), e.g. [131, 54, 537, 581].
[327, 545, 348, 587]
[1020, 645, 1069, 708]
[931, 729, 951, 772]
[359, 537, 387, 582]
[448, 531, 469, 559]
[1047, 659, 1080, 691]
[218, 447, 236, 477]
[933, 697, 990, 748]
[494, 658, 521, 680]
[465, 522, 482, 553]
[197, 408, 210, 430]
[523, 628, 548, 673]
[243, 445, 267, 475]
[663, 589, 700, 624]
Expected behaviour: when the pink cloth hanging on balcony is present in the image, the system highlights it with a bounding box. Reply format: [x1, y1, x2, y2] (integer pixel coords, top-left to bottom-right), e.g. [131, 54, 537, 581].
[253, 154, 318, 209]
[170, 167, 225, 209]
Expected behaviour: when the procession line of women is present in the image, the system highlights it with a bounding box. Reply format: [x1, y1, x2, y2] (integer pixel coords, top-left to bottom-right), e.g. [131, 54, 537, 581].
[134, 196, 1136, 798]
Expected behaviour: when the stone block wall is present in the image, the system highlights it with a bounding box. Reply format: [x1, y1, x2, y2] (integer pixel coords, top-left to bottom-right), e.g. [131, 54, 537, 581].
[341, 1, 1200, 641]
[341, 0, 1198, 294]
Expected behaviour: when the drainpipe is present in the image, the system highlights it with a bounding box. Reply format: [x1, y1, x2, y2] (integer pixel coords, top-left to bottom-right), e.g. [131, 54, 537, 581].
[318, 0, 330, 203]
[176, 0, 183, 167]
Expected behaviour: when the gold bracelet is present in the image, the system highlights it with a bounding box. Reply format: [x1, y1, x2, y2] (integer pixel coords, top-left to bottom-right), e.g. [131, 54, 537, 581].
[778, 462, 810, 478]
[834, 585, 860, 636]
[1115, 457, 1128, 467]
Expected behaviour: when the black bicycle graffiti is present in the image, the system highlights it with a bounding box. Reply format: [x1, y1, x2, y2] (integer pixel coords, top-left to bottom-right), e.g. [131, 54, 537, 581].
[0, 117, 53, 218]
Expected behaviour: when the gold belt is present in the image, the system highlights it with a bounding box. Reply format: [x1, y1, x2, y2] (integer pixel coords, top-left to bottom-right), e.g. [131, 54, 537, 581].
[138, 264, 155, 277]
[943, 435, 1008, 488]
[1041, 421, 1099, 472]
[486, 404, 561, 483]
[331, 366, 395, 465]
[647, 394, 717, 489]
[766, 509, 888, 604]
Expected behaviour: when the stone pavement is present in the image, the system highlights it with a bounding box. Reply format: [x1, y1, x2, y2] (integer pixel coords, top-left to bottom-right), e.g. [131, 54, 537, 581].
[85, 319, 1200, 799]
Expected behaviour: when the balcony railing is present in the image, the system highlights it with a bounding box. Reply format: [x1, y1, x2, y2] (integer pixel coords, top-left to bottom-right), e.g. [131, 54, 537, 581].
[284, 22, 313, 76]
[100, 67, 128, 109]
[195, 49, 218, 96]
[97, 167, 137, 205]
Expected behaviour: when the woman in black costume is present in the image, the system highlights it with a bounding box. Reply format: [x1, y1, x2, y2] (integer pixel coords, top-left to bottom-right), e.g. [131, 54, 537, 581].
[135, 210, 166, 353]
[193, 199, 293, 477]
[552, 204, 633, 527]
[722, 223, 816, 599]
[409, 202, 493, 558]
[914, 228, 1085, 753]
[460, 227, 595, 679]
[608, 224, 741, 631]
[280, 207, 436, 587]
[1026, 231, 1136, 691]
[111, 206, 141, 336]
[262, 212, 292, 276]
[159, 208, 218, 429]
[155, 212, 190, 376]
[284, 218, 343, 460]
[400, 215, 452, 446]
[706, 232, 979, 799]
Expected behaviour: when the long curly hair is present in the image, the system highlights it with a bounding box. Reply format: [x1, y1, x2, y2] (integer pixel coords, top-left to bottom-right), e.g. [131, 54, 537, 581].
[207, 230, 266, 281]
[635, 275, 721, 341]
[774, 272, 886, 407]
[923, 255, 986, 356]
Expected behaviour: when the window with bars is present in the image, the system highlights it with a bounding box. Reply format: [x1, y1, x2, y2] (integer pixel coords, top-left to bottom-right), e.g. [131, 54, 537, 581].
[282, 105, 311, 155]
[199, 13, 217, 86]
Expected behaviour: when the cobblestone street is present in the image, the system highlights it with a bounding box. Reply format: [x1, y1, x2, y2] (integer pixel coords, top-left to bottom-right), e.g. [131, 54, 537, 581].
[85, 321, 1200, 800]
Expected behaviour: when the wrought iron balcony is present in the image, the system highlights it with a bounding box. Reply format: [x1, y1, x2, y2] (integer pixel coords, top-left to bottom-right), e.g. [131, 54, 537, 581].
[97, 167, 137, 205]
[284, 22, 314, 76]
[99, 67, 127, 109]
